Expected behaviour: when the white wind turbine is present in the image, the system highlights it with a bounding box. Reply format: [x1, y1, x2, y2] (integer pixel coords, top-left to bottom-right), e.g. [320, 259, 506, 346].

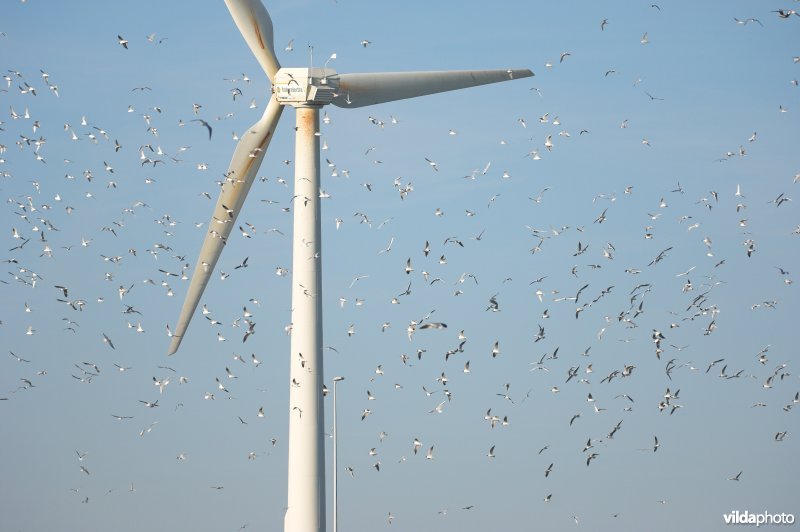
[167, 1, 532, 530]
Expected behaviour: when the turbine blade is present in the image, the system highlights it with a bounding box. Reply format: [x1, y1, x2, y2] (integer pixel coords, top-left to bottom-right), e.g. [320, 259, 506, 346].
[168, 97, 284, 355]
[330, 69, 533, 108]
[224, 0, 281, 80]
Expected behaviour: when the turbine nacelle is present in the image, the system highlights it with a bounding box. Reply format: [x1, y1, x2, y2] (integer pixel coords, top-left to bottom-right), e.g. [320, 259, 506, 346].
[273, 68, 339, 106]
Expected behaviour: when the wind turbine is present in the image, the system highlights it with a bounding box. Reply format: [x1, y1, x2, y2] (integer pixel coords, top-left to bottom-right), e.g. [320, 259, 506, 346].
[167, 1, 532, 530]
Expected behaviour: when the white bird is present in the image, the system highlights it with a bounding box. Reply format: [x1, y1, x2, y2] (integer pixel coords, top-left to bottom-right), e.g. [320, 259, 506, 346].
[413, 438, 422, 455]
[152, 377, 169, 394]
[429, 401, 446, 414]
[491, 341, 500, 358]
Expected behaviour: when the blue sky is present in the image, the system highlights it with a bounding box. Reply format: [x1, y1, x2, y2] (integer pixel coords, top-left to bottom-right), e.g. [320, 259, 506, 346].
[1, 1, 798, 531]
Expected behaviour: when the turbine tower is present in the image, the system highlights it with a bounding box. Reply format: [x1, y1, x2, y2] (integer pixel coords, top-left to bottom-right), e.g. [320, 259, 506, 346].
[167, 1, 532, 530]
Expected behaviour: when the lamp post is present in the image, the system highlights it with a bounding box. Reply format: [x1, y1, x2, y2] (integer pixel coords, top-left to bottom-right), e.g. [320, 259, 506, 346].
[332, 376, 344, 532]
[322, 53, 336, 84]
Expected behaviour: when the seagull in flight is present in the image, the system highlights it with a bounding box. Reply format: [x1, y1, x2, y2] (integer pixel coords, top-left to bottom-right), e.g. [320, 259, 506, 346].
[191, 119, 213, 140]
[734, 17, 763, 27]
[102, 333, 115, 350]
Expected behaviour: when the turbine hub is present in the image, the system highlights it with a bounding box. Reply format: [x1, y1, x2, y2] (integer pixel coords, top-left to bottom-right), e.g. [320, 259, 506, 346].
[274, 68, 339, 106]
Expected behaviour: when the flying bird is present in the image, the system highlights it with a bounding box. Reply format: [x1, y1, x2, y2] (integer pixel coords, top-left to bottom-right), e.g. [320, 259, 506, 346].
[734, 17, 763, 26]
[102, 333, 115, 350]
[191, 119, 213, 140]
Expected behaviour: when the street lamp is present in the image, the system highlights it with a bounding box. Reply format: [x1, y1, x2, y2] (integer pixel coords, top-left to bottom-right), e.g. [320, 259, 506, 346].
[332, 376, 344, 532]
[321, 53, 336, 85]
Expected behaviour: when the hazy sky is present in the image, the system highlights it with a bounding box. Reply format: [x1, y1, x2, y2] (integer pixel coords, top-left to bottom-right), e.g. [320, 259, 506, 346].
[1, 1, 798, 531]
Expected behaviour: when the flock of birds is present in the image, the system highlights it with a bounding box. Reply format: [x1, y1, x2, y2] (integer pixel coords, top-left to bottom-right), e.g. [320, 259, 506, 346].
[1, 2, 798, 531]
